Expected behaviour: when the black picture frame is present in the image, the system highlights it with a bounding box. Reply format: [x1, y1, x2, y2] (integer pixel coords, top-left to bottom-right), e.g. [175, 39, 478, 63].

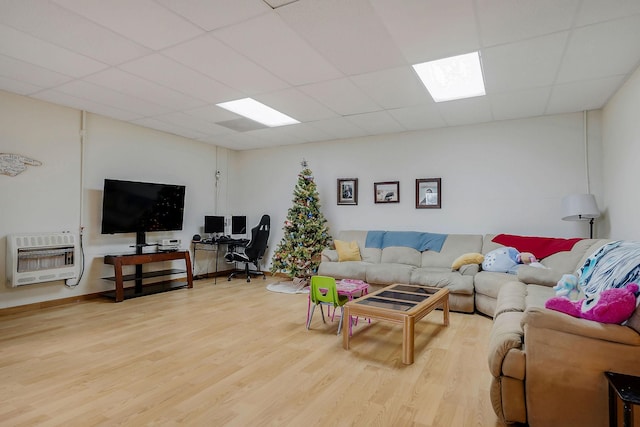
[374, 181, 400, 204]
[337, 178, 358, 205]
[416, 178, 441, 209]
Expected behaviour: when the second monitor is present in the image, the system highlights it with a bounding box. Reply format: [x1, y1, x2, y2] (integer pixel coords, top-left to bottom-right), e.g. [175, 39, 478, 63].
[231, 215, 247, 238]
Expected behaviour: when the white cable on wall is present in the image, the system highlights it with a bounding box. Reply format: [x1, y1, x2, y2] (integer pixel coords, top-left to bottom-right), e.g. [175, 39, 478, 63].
[584, 110, 590, 193]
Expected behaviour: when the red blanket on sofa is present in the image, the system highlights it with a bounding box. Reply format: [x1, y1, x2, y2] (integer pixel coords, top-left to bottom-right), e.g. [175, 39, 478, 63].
[492, 234, 583, 260]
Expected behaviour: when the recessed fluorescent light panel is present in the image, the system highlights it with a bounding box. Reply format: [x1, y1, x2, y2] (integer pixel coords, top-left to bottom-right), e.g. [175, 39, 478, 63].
[413, 52, 486, 102]
[216, 98, 299, 127]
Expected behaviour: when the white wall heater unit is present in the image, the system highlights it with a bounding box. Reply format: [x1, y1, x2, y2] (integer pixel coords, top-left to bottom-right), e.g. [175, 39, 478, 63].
[6, 232, 79, 287]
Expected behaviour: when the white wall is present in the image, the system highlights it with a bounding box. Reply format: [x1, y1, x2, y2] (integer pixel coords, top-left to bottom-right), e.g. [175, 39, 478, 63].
[0, 91, 226, 308]
[231, 112, 603, 270]
[601, 66, 640, 240]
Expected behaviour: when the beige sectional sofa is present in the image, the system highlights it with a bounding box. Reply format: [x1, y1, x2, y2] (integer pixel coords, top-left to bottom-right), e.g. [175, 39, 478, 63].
[317, 230, 483, 313]
[318, 230, 640, 426]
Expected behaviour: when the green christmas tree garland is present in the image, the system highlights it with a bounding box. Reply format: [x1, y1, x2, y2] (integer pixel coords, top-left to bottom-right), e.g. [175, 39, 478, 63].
[270, 161, 331, 279]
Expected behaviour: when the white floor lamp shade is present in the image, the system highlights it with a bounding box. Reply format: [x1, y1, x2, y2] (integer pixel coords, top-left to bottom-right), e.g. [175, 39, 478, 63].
[561, 194, 600, 238]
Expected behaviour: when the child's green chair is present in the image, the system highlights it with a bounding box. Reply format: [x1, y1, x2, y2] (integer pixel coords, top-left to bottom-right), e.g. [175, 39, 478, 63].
[306, 275, 349, 335]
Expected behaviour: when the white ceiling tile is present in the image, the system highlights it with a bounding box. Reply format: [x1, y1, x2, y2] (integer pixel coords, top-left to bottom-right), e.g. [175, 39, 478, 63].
[130, 117, 208, 140]
[32, 89, 143, 121]
[155, 0, 271, 31]
[254, 88, 338, 122]
[214, 132, 267, 150]
[53, 80, 173, 117]
[436, 96, 493, 127]
[213, 13, 343, 86]
[183, 105, 242, 124]
[0, 76, 43, 95]
[120, 54, 241, 104]
[246, 124, 309, 146]
[387, 105, 446, 131]
[0, 24, 107, 77]
[0, 54, 73, 88]
[482, 32, 568, 93]
[371, 0, 479, 63]
[308, 117, 368, 140]
[546, 76, 625, 115]
[476, 0, 580, 46]
[489, 88, 551, 121]
[162, 34, 288, 95]
[277, 0, 406, 75]
[0, 0, 150, 66]
[350, 67, 432, 109]
[85, 68, 206, 111]
[576, 0, 640, 26]
[52, 0, 203, 50]
[345, 111, 405, 135]
[299, 78, 380, 116]
[151, 112, 234, 136]
[556, 15, 640, 83]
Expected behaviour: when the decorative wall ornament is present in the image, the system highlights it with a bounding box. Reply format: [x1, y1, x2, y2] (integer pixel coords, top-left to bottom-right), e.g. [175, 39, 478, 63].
[0, 153, 42, 177]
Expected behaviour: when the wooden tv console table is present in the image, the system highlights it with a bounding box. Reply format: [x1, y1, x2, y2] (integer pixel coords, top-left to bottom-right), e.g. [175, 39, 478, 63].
[103, 251, 193, 302]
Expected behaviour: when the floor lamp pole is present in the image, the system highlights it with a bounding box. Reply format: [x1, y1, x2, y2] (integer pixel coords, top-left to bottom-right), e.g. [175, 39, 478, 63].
[589, 218, 594, 239]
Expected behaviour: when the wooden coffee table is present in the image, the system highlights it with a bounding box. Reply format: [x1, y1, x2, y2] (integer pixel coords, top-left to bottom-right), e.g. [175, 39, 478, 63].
[342, 283, 449, 365]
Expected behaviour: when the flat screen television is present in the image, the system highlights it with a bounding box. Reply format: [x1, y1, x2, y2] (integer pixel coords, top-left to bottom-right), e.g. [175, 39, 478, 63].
[204, 215, 225, 234]
[101, 179, 186, 249]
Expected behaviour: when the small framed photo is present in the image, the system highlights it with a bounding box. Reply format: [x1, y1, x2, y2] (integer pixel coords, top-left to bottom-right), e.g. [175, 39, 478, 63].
[374, 181, 400, 204]
[416, 178, 441, 209]
[337, 178, 358, 205]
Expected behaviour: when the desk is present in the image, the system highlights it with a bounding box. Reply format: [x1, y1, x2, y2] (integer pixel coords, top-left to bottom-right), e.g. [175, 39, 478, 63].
[192, 239, 250, 282]
[103, 251, 193, 302]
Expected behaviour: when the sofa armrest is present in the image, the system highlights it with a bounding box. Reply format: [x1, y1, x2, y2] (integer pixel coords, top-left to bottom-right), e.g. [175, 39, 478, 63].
[516, 265, 562, 287]
[460, 263, 479, 276]
[321, 249, 338, 262]
[522, 306, 640, 345]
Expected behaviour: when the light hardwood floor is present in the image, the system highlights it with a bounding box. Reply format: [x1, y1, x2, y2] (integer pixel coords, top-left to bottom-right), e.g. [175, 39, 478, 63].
[0, 277, 503, 427]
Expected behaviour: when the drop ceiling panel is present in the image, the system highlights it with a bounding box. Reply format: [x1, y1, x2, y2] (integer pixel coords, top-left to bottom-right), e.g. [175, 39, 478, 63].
[476, 0, 580, 46]
[163, 34, 289, 95]
[556, 15, 640, 84]
[0, 0, 150, 66]
[51, 80, 174, 117]
[277, 0, 407, 75]
[576, 0, 640, 26]
[32, 89, 143, 121]
[299, 78, 380, 116]
[254, 87, 338, 122]
[387, 104, 446, 131]
[51, 0, 203, 50]
[183, 104, 243, 124]
[120, 54, 241, 104]
[0, 55, 73, 89]
[345, 111, 405, 136]
[437, 96, 493, 127]
[350, 66, 433, 109]
[85, 68, 206, 111]
[213, 13, 343, 86]
[482, 32, 568, 93]
[0, 76, 43, 95]
[489, 87, 551, 121]
[309, 117, 368, 140]
[0, 24, 107, 78]
[546, 76, 625, 115]
[151, 112, 235, 136]
[131, 117, 208, 140]
[371, 0, 479, 63]
[155, 0, 271, 31]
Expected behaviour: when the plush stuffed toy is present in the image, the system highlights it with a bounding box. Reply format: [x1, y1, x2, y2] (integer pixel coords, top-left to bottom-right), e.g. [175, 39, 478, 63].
[517, 252, 537, 264]
[482, 247, 520, 274]
[553, 274, 580, 299]
[545, 283, 639, 324]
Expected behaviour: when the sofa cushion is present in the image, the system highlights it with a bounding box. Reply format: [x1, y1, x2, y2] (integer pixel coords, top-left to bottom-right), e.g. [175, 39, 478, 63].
[494, 281, 527, 317]
[317, 261, 367, 281]
[365, 263, 413, 285]
[421, 233, 483, 269]
[517, 265, 562, 287]
[474, 272, 517, 299]
[381, 246, 421, 267]
[525, 284, 555, 310]
[334, 240, 361, 261]
[410, 268, 474, 294]
[451, 252, 484, 271]
[488, 311, 525, 377]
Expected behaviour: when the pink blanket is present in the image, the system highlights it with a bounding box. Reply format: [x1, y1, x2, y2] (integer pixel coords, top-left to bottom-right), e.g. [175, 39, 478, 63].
[492, 234, 583, 260]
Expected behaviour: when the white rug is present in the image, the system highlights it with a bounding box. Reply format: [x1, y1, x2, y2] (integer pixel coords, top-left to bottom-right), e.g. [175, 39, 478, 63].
[266, 281, 309, 294]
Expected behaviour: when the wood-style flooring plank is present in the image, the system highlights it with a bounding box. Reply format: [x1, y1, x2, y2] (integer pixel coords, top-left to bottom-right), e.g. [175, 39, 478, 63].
[0, 277, 503, 426]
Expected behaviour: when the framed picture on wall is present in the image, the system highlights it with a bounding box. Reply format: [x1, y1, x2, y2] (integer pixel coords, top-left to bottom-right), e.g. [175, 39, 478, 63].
[337, 178, 358, 205]
[416, 178, 441, 209]
[374, 181, 400, 204]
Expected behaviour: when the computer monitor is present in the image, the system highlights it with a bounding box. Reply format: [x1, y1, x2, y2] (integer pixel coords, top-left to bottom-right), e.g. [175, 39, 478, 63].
[231, 215, 247, 237]
[204, 215, 225, 234]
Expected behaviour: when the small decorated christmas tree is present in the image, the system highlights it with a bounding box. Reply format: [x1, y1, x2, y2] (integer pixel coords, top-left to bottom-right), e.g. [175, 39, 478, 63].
[270, 160, 331, 280]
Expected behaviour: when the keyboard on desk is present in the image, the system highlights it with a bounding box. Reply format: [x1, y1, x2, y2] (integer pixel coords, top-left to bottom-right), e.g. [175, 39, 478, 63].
[217, 237, 249, 245]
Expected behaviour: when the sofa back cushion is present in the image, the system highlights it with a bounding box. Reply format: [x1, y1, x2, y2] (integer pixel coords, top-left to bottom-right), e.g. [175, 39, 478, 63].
[335, 230, 381, 263]
[421, 234, 483, 269]
[381, 246, 421, 267]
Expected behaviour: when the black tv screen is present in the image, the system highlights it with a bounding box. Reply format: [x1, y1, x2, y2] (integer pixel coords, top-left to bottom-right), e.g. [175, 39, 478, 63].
[204, 215, 225, 234]
[101, 179, 186, 234]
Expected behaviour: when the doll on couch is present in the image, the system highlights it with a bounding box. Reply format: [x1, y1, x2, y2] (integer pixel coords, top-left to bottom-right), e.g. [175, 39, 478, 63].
[482, 246, 542, 274]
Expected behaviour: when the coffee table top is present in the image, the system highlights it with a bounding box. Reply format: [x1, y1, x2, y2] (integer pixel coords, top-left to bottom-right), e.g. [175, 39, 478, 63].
[348, 283, 447, 313]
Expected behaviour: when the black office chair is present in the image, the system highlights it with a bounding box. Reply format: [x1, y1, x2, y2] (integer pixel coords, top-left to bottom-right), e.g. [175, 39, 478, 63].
[225, 215, 270, 282]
